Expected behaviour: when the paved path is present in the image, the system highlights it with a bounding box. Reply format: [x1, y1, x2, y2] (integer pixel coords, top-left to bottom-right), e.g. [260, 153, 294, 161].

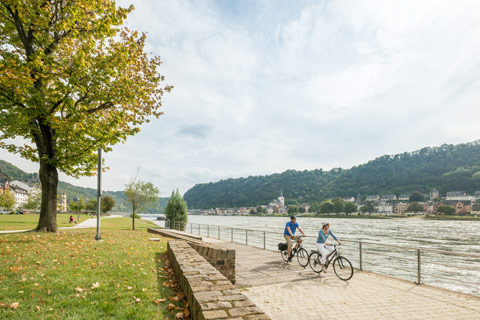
[201, 237, 480, 320]
[0, 215, 123, 234]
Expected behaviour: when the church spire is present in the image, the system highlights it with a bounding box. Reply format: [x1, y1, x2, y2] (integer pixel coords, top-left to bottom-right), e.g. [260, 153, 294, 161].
[280, 188, 283, 198]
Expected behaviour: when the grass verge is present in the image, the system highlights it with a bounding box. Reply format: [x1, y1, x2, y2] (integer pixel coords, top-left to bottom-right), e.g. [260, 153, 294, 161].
[0, 218, 189, 319]
[0, 214, 91, 231]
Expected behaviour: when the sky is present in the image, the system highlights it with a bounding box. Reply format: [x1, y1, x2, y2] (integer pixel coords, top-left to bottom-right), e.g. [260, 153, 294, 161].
[2, 0, 480, 196]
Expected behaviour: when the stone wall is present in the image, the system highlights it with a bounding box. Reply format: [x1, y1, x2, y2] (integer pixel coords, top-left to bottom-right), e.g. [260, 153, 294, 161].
[148, 228, 236, 284]
[168, 240, 270, 320]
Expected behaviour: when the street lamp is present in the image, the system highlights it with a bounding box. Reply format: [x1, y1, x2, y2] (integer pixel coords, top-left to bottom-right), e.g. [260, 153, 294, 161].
[73, 197, 80, 223]
[95, 148, 102, 241]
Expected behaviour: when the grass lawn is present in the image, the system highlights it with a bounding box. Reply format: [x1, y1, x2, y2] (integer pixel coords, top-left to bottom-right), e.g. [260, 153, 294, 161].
[0, 218, 189, 319]
[0, 214, 92, 231]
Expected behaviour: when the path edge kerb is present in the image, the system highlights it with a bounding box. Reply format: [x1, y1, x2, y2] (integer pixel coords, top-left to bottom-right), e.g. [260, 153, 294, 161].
[168, 240, 271, 320]
[148, 228, 236, 284]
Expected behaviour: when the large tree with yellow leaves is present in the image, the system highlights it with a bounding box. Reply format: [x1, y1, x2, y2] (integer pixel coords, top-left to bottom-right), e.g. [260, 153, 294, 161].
[0, 0, 172, 232]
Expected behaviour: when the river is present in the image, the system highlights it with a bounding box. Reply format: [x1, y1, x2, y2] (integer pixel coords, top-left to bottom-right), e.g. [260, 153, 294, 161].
[147, 215, 480, 296]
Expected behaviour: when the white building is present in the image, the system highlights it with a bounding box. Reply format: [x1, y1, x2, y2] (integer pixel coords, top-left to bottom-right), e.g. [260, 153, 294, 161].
[377, 202, 393, 214]
[10, 180, 33, 209]
[446, 191, 474, 201]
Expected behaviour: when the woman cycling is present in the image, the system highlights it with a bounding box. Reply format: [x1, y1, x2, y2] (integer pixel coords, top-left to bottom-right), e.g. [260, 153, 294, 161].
[317, 222, 341, 272]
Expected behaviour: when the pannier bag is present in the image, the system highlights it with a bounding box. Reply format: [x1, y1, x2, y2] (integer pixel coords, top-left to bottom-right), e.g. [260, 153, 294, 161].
[278, 243, 288, 251]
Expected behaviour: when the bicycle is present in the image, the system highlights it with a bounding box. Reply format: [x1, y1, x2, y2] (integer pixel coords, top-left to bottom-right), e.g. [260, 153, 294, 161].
[278, 235, 309, 267]
[308, 244, 353, 281]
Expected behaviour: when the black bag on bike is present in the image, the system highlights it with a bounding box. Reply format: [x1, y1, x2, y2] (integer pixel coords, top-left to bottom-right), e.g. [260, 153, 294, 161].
[278, 243, 288, 251]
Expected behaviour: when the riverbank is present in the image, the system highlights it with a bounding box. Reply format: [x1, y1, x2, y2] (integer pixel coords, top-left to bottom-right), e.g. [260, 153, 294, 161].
[424, 215, 480, 221]
[0, 218, 189, 319]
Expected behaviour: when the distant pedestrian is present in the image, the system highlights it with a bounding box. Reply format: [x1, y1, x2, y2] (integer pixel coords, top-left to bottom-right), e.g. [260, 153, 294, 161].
[69, 215, 77, 224]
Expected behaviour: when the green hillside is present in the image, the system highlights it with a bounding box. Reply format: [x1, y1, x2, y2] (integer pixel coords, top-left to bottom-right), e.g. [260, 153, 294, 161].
[0, 161, 168, 213]
[184, 140, 480, 208]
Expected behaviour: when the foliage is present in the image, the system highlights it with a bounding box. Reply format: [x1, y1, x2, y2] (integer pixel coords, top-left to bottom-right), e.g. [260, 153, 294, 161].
[125, 179, 159, 230]
[409, 191, 425, 202]
[360, 201, 376, 213]
[184, 141, 480, 208]
[164, 189, 188, 231]
[407, 202, 424, 213]
[69, 197, 85, 212]
[129, 213, 140, 219]
[0, 222, 189, 319]
[319, 200, 334, 214]
[298, 206, 306, 213]
[308, 202, 319, 213]
[0, 0, 172, 232]
[101, 195, 115, 214]
[344, 202, 358, 214]
[256, 206, 266, 214]
[287, 205, 298, 214]
[0, 190, 15, 209]
[85, 199, 97, 212]
[437, 205, 456, 215]
[331, 197, 345, 213]
[0, 159, 170, 213]
[22, 192, 41, 211]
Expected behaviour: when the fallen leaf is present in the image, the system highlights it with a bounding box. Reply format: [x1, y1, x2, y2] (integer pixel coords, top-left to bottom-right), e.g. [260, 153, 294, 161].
[175, 312, 184, 319]
[91, 282, 100, 289]
[35, 306, 40, 311]
[10, 302, 19, 309]
[75, 287, 83, 292]
[168, 303, 175, 310]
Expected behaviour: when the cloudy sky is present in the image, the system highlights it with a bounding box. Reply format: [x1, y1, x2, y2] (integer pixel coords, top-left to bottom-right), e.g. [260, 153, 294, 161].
[2, 0, 480, 195]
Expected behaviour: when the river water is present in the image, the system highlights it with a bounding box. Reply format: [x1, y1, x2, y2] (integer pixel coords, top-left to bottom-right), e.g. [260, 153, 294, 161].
[148, 215, 480, 296]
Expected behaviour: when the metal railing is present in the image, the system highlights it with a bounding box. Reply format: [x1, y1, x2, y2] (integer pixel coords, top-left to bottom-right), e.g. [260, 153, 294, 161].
[165, 220, 480, 297]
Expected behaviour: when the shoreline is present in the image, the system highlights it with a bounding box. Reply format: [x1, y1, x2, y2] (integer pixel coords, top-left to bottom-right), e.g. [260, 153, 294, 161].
[188, 213, 480, 221]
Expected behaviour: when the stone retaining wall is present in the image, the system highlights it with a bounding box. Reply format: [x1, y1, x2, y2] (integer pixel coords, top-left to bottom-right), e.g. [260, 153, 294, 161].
[168, 240, 270, 320]
[148, 228, 236, 284]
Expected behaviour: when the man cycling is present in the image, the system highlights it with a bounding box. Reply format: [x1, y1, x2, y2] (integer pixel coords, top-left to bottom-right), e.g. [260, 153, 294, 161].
[317, 221, 341, 272]
[284, 215, 306, 262]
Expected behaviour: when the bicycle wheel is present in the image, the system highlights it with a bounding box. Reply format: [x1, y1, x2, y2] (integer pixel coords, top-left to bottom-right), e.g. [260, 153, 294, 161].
[308, 252, 323, 273]
[333, 256, 353, 281]
[281, 250, 289, 262]
[296, 248, 309, 267]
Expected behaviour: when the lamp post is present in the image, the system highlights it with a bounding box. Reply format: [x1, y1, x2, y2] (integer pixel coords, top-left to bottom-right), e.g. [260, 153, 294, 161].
[95, 148, 102, 241]
[73, 197, 80, 223]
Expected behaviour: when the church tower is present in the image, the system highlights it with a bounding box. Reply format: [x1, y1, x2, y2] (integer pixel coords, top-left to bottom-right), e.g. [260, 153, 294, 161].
[278, 188, 285, 206]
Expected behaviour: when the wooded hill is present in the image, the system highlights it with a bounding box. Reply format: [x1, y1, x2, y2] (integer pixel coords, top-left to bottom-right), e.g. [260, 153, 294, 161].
[0, 160, 168, 213]
[184, 141, 480, 209]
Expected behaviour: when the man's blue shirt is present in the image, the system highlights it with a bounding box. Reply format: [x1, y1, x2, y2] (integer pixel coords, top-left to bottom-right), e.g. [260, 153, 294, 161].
[284, 221, 299, 236]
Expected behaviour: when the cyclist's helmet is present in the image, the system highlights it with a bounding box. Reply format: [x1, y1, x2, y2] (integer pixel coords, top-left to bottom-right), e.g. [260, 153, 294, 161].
[322, 221, 330, 228]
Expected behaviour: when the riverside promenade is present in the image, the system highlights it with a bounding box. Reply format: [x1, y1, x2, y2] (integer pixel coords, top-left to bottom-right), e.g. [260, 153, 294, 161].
[197, 236, 480, 320]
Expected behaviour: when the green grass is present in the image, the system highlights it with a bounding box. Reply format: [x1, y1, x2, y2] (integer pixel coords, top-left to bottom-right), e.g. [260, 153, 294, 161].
[0, 218, 188, 319]
[0, 214, 93, 230]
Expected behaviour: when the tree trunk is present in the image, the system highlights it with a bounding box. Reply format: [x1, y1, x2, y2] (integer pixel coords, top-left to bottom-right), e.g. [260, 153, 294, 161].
[36, 158, 58, 232]
[132, 206, 135, 231]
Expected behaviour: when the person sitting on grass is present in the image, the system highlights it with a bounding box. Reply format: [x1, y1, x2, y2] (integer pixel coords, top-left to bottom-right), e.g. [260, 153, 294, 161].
[284, 215, 306, 262]
[69, 215, 77, 224]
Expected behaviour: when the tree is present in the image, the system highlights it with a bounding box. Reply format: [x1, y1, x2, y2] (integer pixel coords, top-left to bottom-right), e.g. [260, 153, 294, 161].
[101, 195, 115, 214]
[125, 179, 159, 230]
[360, 201, 376, 213]
[298, 206, 306, 213]
[0, 190, 15, 210]
[287, 205, 298, 214]
[308, 202, 319, 213]
[407, 202, 424, 213]
[332, 197, 345, 213]
[69, 197, 84, 212]
[319, 200, 334, 214]
[0, 1, 172, 232]
[409, 191, 425, 202]
[85, 199, 97, 212]
[165, 189, 188, 231]
[344, 202, 357, 214]
[22, 191, 41, 211]
[437, 205, 456, 215]
[256, 206, 266, 214]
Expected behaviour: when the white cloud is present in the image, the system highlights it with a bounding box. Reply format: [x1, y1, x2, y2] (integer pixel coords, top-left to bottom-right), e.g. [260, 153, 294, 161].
[2, 0, 480, 196]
